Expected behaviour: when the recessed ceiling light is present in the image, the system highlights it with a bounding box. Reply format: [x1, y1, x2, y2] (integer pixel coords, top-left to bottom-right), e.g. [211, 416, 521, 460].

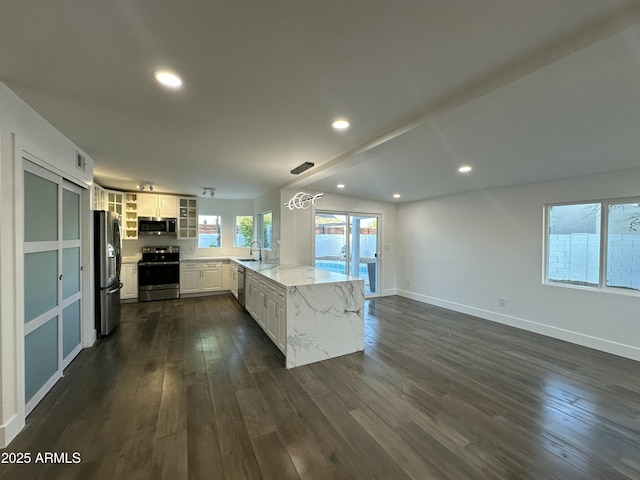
[393, 193, 401, 199]
[332, 119, 350, 130]
[337, 183, 345, 189]
[458, 165, 472, 173]
[155, 70, 183, 89]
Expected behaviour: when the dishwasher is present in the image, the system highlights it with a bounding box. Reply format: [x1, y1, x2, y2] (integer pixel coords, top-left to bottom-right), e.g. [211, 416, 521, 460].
[237, 265, 246, 308]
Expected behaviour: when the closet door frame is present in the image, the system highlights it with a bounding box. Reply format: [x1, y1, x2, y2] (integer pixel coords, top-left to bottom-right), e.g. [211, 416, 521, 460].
[19, 150, 87, 416]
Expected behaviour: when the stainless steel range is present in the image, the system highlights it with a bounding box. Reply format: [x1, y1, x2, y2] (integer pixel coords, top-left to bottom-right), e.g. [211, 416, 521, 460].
[138, 246, 180, 302]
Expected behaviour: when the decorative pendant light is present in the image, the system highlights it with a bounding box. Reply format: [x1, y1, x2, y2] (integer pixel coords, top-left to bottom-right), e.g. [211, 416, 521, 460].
[284, 162, 324, 210]
[284, 192, 324, 210]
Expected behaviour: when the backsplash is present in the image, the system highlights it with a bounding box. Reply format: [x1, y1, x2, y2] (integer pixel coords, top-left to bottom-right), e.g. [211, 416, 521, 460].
[123, 235, 279, 261]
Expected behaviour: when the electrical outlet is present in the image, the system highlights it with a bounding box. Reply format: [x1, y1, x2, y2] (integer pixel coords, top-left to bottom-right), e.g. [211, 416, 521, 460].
[498, 297, 507, 307]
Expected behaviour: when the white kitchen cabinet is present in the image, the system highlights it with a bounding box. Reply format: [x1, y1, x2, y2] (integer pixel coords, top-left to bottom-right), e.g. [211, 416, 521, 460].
[105, 190, 123, 216]
[138, 194, 177, 218]
[123, 193, 138, 240]
[202, 262, 222, 291]
[244, 269, 286, 354]
[265, 283, 286, 352]
[121, 263, 138, 301]
[229, 263, 238, 298]
[178, 197, 197, 239]
[180, 260, 222, 294]
[180, 262, 203, 294]
[245, 271, 257, 319]
[257, 280, 267, 329]
[221, 263, 230, 291]
[266, 292, 277, 341]
[92, 184, 105, 210]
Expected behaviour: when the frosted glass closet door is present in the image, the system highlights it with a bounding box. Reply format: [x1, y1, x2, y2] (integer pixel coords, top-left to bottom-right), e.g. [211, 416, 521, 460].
[23, 161, 84, 414]
[61, 184, 82, 363]
[23, 167, 60, 408]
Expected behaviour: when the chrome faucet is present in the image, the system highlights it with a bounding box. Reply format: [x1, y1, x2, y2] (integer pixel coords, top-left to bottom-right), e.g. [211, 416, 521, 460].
[250, 241, 262, 261]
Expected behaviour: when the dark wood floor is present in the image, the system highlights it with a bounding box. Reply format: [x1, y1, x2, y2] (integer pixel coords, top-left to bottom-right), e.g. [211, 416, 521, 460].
[2, 294, 640, 479]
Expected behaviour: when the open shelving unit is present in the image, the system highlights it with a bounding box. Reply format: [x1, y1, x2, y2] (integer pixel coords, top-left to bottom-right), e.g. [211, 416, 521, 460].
[124, 193, 138, 239]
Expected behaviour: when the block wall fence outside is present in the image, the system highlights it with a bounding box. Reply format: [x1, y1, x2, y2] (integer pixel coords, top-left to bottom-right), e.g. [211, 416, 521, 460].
[549, 233, 640, 288]
[315, 235, 377, 259]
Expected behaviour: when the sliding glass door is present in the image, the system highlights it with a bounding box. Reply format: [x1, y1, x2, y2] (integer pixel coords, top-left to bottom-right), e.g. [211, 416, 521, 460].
[314, 212, 380, 297]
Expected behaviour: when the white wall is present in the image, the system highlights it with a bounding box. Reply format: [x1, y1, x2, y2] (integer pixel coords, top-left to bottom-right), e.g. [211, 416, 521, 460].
[254, 189, 283, 262]
[280, 189, 312, 265]
[397, 168, 640, 361]
[0, 81, 94, 447]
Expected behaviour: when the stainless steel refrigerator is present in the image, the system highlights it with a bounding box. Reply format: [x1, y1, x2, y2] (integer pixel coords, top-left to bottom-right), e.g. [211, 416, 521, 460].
[94, 210, 123, 336]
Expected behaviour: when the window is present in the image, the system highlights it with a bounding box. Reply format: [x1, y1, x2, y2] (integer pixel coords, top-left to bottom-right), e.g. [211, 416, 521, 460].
[547, 203, 601, 287]
[198, 215, 222, 248]
[607, 202, 640, 290]
[258, 211, 272, 249]
[234, 215, 253, 247]
[545, 199, 640, 292]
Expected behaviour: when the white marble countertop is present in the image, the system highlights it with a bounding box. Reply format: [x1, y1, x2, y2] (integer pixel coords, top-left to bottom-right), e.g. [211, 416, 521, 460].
[236, 260, 362, 287]
[180, 256, 230, 262]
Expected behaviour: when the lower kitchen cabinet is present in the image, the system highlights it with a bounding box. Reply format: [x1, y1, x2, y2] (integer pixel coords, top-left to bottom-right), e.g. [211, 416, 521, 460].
[245, 271, 286, 354]
[121, 263, 138, 301]
[180, 263, 201, 294]
[180, 261, 222, 295]
[245, 271, 257, 318]
[229, 263, 238, 298]
[202, 263, 222, 291]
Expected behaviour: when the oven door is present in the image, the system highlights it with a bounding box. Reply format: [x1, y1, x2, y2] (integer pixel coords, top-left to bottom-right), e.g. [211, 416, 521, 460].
[138, 261, 180, 291]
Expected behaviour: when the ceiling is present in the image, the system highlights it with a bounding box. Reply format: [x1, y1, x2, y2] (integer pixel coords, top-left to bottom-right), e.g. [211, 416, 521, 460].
[2, 1, 640, 202]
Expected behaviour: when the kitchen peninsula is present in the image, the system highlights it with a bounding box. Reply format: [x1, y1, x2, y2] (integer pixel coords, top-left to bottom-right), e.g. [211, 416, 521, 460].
[236, 260, 365, 369]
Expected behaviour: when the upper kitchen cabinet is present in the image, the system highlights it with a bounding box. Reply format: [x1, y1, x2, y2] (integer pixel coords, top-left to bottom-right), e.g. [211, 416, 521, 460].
[105, 190, 123, 216]
[178, 197, 197, 239]
[93, 185, 123, 215]
[138, 194, 178, 218]
[92, 184, 105, 210]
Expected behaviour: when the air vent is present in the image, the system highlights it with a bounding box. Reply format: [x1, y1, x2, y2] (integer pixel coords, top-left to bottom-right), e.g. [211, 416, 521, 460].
[76, 151, 86, 171]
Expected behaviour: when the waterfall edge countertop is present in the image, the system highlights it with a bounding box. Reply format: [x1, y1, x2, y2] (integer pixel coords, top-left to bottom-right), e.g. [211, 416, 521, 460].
[233, 260, 363, 287]
[233, 259, 365, 369]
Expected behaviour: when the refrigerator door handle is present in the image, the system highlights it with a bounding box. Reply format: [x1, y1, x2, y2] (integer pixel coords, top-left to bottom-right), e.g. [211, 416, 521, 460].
[107, 283, 123, 294]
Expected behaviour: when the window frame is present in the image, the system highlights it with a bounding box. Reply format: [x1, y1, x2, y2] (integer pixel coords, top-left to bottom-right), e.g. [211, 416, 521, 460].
[258, 210, 272, 250]
[544, 196, 640, 296]
[234, 215, 254, 248]
[197, 214, 223, 249]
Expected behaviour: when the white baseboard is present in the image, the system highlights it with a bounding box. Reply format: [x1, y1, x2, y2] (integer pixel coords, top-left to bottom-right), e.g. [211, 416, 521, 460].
[396, 289, 640, 362]
[0, 414, 24, 448]
[381, 288, 398, 297]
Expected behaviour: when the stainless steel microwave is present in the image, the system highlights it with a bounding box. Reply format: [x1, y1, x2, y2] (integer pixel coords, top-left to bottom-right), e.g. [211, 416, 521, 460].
[138, 217, 177, 236]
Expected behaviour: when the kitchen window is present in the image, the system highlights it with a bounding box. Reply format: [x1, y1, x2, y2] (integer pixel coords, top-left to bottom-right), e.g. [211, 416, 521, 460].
[545, 198, 640, 293]
[258, 211, 272, 249]
[198, 215, 222, 248]
[234, 215, 253, 247]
